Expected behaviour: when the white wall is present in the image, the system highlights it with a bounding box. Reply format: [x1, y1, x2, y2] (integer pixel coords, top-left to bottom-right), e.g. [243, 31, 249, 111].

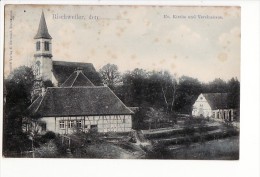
[34, 38, 52, 56]
[39, 117, 56, 132]
[40, 115, 132, 134]
[192, 93, 212, 117]
[96, 115, 132, 133]
[34, 38, 53, 82]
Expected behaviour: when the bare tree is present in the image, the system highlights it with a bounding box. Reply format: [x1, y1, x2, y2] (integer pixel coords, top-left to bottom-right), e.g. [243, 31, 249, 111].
[159, 71, 178, 113]
[27, 119, 41, 158]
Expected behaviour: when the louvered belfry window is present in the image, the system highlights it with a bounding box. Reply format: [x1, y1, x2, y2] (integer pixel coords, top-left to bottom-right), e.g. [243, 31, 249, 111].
[44, 41, 49, 51]
[36, 41, 40, 51]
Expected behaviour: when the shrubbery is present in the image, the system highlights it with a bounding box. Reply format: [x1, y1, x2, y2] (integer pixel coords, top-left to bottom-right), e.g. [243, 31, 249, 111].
[37, 131, 56, 144]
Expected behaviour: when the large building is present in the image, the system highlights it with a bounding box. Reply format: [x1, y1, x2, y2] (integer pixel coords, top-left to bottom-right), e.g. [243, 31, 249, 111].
[192, 93, 237, 122]
[27, 11, 133, 134]
[31, 11, 102, 98]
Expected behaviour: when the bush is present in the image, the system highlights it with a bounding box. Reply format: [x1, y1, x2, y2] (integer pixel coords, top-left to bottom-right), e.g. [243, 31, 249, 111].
[146, 143, 172, 159]
[3, 132, 32, 157]
[37, 131, 56, 144]
[53, 136, 67, 157]
[42, 131, 56, 139]
[33, 140, 58, 158]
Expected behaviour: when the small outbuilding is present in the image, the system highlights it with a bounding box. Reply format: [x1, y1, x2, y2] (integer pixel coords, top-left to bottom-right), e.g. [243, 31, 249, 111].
[192, 93, 237, 121]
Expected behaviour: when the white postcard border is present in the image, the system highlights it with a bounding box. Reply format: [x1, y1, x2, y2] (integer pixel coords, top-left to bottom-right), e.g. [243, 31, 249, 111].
[0, 1, 259, 177]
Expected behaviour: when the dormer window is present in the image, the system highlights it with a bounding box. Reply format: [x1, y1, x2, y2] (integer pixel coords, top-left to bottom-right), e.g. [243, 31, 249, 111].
[36, 41, 40, 51]
[44, 41, 49, 51]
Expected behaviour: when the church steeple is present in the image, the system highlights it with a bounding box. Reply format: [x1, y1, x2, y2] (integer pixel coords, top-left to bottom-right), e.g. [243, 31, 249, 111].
[34, 11, 52, 39]
[32, 11, 53, 100]
[34, 11, 53, 59]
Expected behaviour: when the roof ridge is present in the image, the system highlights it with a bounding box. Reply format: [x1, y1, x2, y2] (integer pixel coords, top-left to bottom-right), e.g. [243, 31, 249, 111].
[60, 70, 95, 87]
[49, 86, 106, 89]
[203, 92, 228, 94]
[106, 87, 134, 114]
[60, 72, 76, 87]
[70, 71, 79, 87]
[77, 71, 95, 86]
[53, 60, 94, 65]
[34, 88, 49, 113]
[27, 95, 42, 111]
[202, 92, 228, 110]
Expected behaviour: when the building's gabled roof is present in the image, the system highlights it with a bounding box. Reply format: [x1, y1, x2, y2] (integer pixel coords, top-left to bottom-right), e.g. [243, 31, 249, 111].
[60, 69, 94, 87]
[52, 61, 103, 86]
[202, 93, 228, 110]
[28, 87, 133, 117]
[27, 95, 43, 114]
[34, 11, 52, 39]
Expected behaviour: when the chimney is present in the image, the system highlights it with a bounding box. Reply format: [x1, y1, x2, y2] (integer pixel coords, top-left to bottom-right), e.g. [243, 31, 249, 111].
[75, 67, 84, 74]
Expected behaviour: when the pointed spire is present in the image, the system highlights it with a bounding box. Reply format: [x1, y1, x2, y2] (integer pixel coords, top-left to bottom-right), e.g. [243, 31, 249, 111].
[34, 11, 52, 39]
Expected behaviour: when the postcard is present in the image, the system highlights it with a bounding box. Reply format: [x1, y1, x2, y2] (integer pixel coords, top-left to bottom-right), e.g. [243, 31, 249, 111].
[2, 4, 240, 161]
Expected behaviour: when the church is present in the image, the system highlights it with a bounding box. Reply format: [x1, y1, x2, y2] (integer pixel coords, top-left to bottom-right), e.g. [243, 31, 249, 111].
[27, 12, 133, 134]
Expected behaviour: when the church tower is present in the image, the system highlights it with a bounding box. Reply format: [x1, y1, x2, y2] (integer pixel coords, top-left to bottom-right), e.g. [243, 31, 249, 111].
[32, 11, 53, 98]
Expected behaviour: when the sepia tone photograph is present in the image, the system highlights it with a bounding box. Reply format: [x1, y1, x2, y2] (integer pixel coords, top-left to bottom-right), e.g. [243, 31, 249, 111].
[3, 5, 240, 160]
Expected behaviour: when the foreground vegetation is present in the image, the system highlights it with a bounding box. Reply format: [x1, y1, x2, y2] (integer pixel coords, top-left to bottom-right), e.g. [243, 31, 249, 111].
[3, 117, 239, 160]
[146, 136, 239, 160]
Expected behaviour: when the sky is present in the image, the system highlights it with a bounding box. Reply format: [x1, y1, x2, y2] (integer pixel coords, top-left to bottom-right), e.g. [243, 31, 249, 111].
[4, 5, 240, 82]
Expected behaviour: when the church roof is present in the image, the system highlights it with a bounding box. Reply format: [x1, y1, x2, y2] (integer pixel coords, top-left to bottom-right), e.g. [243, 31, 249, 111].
[52, 61, 103, 86]
[34, 11, 52, 39]
[28, 87, 133, 117]
[202, 93, 228, 110]
[60, 69, 94, 87]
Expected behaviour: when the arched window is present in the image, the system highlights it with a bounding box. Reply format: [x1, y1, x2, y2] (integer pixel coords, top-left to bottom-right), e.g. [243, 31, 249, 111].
[36, 61, 41, 76]
[44, 41, 49, 51]
[36, 41, 40, 51]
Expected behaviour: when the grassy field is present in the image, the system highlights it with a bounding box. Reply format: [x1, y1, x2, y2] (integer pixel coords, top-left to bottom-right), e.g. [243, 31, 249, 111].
[146, 136, 239, 160]
[70, 118, 239, 159]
